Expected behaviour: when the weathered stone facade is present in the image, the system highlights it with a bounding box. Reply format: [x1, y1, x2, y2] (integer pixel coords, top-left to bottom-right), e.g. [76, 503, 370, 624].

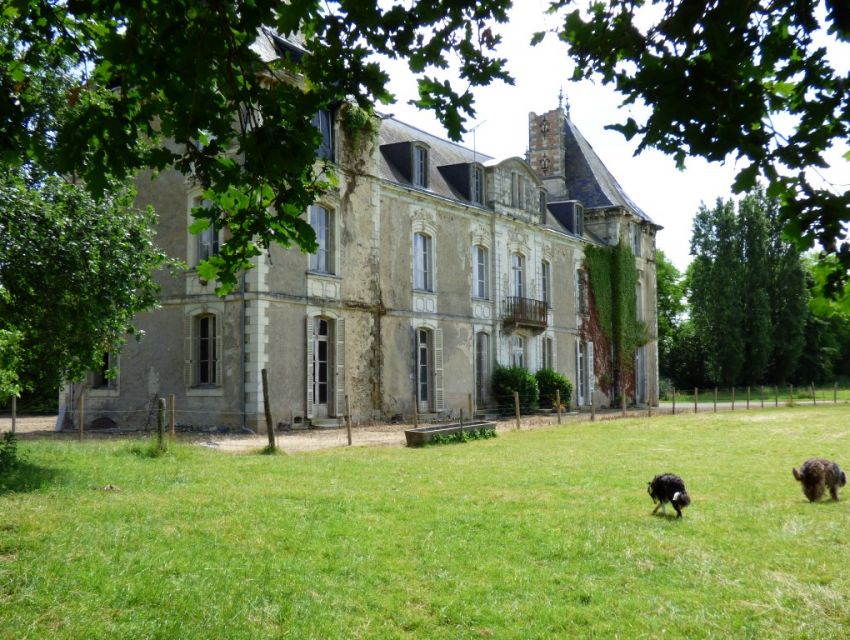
[67, 103, 660, 432]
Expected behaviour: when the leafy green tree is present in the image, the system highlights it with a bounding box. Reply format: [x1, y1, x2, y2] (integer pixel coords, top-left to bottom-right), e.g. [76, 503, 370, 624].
[2, 1, 512, 292]
[738, 192, 772, 384]
[655, 249, 685, 380]
[0, 171, 166, 394]
[766, 199, 808, 384]
[689, 199, 744, 385]
[552, 0, 850, 292]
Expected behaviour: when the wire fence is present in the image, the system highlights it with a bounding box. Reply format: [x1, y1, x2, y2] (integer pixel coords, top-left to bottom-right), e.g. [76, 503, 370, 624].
[3, 382, 849, 443]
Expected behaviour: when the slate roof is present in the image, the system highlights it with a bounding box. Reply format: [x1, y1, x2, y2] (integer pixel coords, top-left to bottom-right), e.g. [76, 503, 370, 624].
[562, 116, 655, 225]
[377, 115, 494, 204]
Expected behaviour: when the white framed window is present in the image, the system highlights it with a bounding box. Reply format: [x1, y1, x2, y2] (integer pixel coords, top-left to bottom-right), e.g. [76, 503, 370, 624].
[511, 335, 525, 368]
[309, 204, 333, 274]
[415, 326, 444, 412]
[475, 331, 490, 407]
[306, 314, 346, 418]
[414, 145, 429, 187]
[511, 253, 525, 298]
[473, 245, 489, 299]
[414, 232, 433, 291]
[541, 260, 551, 306]
[471, 165, 484, 205]
[195, 314, 218, 386]
[91, 352, 117, 390]
[191, 196, 221, 266]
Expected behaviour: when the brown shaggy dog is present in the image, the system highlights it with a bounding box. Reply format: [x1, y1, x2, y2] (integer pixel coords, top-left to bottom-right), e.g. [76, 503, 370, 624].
[792, 458, 847, 502]
[647, 473, 691, 518]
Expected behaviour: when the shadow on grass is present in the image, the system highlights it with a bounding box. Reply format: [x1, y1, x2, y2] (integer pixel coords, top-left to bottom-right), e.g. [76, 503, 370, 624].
[0, 460, 63, 493]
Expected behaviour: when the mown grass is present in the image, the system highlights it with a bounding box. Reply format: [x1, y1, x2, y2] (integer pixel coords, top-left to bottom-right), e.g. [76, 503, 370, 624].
[2, 406, 850, 639]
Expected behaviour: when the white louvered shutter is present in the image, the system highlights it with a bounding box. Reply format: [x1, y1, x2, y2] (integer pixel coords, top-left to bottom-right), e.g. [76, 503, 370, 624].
[184, 315, 193, 387]
[335, 318, 345, 417]
[214, 317, 222, 386]
[575, 338, 581, 406]
[587, 341, 595, 402]
[306, 317, 314, 419]
[433, 328, 444, 411]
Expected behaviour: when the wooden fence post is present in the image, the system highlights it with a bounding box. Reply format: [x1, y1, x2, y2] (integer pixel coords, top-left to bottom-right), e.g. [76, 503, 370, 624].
[811, 382, 816, 405]
[261, 368, 275, 452]
[714, 387, 717, 413]
[835, 382, 838, 404]
[774, 386, 778, 407]
[345, 395, 352, 446]
[79, 392, 85, 442]
[157, 397, 166, 452]
[412, 396, 418, 429]
[621, 392, 626, 417]
[760, 385, 764, 409]
[731, 386, 735, 411]
[672, 388, 676, 415]
[747, 386, 750, 410]
[694, 387, 698, 414]
[514, 392, 521, 430]
[10, 395, 15, 434]
[789, 384, 794, 406]
[556, 389, 562, 425]
[169, 394, 176, 438]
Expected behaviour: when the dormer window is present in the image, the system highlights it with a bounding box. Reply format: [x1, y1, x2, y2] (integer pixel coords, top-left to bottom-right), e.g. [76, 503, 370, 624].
[414, 145, 429, 188]
[312, 109, 334, 162]
[471, 166, 484, 205]
[511, 172, 524, 208]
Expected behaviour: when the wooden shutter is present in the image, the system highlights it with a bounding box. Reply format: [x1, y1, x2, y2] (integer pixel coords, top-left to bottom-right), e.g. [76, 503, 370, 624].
[306, 317, 313, 419]
[433, 328, 444, 411]
[587, 341, 595, 402]
[334, 318, 345, 417]
[184, 315, 193, 387]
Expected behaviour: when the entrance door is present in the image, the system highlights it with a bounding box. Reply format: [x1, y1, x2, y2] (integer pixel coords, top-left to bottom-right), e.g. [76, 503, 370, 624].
[312, 318, 330, 418]
[417, 328, 430, 413]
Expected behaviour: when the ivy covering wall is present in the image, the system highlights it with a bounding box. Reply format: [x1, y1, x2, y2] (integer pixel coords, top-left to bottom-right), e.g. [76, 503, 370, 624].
[583, 240, 649, 400]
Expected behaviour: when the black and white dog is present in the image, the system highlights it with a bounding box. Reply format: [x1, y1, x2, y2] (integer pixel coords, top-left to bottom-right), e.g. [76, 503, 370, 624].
[647, 473, 691, 518]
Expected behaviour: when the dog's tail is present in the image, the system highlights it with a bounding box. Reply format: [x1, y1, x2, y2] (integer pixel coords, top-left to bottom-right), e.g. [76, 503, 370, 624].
[792, 467, 803, 482]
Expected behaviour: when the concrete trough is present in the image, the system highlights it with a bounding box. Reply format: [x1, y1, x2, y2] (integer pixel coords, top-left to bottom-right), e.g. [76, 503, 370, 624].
[404, 421, 497, 447]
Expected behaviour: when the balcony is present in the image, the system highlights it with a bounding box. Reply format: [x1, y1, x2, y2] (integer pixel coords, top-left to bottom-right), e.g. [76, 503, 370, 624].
[502, 296, 549, 331]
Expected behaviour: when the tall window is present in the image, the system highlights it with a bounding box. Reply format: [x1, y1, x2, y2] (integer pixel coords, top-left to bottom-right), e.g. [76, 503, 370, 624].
[414, 232, 433, 291]
[475, 332, 490, 406]
[541, 260, 551, 306]
[414, 145, 428, 187]
[511, 172, 523, 208]
[471, 166, 484, 205]
[313, 109, 334, 161]
[511, 253, 525, 298]
[312, 318, 330, 408]
[309, 204, 332, 274]
[473, 245, 488, 299]
[196, 314, 217, 385]
[632, 223, 642, 257]
[417, 329, 430, 407]
[511, 335, 525, 368]
[542, 337, 554, 370]
[192, 197, 220, 264]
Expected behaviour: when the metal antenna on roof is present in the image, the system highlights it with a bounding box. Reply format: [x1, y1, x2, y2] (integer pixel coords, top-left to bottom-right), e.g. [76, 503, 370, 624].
[469, 119, 487, 165]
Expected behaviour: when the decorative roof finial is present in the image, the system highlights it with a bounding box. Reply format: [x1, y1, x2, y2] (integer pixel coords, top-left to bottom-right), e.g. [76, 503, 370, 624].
[558, 87, 564, 110]
[564, 89, 571, 117]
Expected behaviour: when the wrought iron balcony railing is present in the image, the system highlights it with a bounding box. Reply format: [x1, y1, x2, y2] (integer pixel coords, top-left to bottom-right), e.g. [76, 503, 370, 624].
[502, 296, 549, 330]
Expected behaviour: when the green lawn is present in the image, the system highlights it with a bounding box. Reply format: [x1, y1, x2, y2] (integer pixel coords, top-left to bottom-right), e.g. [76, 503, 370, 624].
[2, 406, 850, 639]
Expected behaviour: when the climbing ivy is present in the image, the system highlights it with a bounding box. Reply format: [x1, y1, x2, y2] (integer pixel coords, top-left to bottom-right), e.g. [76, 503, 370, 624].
[583, 240, 649, 396]
[340, 103, 379, 155]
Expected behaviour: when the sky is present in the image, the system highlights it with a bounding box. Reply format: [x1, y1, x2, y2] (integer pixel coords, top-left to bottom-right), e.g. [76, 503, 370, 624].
[378, 2, 848, 273]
